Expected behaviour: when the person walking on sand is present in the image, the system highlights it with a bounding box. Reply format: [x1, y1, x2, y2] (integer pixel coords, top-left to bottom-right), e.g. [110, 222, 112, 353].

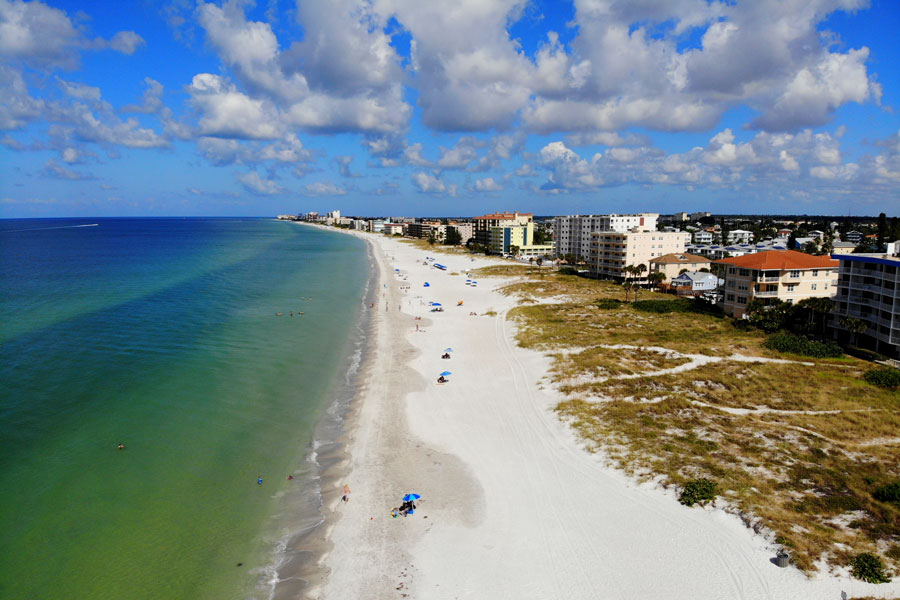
[342, 483, 351, 503]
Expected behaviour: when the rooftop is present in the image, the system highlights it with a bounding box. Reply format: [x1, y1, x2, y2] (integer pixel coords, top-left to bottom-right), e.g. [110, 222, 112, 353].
[715, 250, 838, 270]
[650, 252, 710, 264]
[473, 212, 533, 220]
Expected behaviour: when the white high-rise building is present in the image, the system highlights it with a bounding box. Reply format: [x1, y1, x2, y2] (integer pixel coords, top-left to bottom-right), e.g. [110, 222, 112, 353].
[554, 213, 658, 261]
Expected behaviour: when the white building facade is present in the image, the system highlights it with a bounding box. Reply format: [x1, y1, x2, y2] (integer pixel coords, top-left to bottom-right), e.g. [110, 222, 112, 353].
[554, 213, 658, 261]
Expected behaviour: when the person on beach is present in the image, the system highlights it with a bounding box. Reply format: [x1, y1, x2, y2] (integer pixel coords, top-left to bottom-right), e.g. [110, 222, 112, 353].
[342, 484, 351, 503]
[391, 507, 400, 518]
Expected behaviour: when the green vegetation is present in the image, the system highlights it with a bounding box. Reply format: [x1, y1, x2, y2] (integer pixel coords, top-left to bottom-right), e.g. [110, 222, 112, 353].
[865, 367, 900, 390]
[874, 481, 900, 505]
[851, 553, 892, 584]
[763, 332, 843, 358]
[679, 479, 717, 507]
[495, 266, 900, 573]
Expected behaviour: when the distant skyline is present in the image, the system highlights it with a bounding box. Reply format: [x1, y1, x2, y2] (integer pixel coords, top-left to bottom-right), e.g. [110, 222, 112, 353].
[1, 0, 898, 218]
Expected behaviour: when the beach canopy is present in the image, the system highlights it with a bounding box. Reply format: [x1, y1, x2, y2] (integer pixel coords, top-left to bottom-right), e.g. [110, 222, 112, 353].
[440, 371, 452, 376]
[402, 493, 421, 502]
[444, 348, 453, 352]
[431, 302, 442, 306]
[424, 282, 430, 287]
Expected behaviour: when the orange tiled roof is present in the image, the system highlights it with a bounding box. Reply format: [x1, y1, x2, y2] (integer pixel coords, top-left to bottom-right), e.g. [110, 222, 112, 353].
[473, 212, 532, 220]
[650, 253, 710, 264]
[715, 250, 837, 270]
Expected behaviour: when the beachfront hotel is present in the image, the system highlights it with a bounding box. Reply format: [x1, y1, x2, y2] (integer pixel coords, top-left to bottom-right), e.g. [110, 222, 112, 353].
[715, 250, 838, 319]
[554, 213, 659, 261]
[589, 230, 690, 281]
[829, 252, 900, 359]
[473, 212, 533, 247]
[488, 221, 555, 257]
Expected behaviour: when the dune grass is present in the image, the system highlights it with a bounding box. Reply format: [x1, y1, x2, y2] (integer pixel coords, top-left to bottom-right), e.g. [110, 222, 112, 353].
[503, 268, 900, 574]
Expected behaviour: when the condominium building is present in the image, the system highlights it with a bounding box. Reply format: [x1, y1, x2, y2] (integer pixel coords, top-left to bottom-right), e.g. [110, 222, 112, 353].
[406, 221, 445, 240]
[447, 222, 474, 245]
[693, 230, 714, 244]
[830, 253, 899, 359]
[383, 222, 405, 236]
[554, 213, 658, 261]
[589, 230, 690, 280]
[473, 212, 532, 247]
[489, 222, 555, 257]
[715, 250, 838, 319]
[649, 252, 712, 280]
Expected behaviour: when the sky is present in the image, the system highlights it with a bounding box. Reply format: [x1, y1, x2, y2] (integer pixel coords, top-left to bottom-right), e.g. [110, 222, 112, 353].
[1, 0, 898, 218]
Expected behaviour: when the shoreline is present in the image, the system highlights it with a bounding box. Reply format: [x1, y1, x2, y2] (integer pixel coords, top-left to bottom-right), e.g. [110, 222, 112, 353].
[298, 227, 899, 600]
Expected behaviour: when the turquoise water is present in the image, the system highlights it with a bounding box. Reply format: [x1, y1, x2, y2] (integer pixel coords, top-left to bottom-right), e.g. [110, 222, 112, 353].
[0, 218, 368, 600]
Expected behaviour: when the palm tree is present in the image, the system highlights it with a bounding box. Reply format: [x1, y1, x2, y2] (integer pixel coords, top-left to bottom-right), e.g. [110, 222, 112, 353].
[839, 316, 868, 347]
[648, 271, 666, 291]
[635, 263, 647, 286]
[536, 257, 544, 277]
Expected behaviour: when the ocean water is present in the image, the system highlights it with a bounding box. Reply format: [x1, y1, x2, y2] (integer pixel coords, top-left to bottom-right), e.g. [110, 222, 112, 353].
[0, 218, 369, 600]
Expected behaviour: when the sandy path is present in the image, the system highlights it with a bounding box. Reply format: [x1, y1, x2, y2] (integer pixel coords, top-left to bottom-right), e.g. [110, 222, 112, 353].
[316, 231, 899, 600]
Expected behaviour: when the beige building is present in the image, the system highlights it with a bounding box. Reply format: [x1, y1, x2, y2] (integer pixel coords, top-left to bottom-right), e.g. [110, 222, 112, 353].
[473, 212, 533, 247]
[650, 252, 712, 281]
[715, 250, 838, 319]
[447, 221, 474, 245]
[589, 231, 690, 280]
[406, 221, 445, 240]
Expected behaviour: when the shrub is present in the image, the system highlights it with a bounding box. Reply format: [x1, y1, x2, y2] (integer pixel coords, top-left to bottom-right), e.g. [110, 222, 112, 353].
[846, 346, 887, 362]
[595, 298, 623, 309]
[864, 367, 900, 390]
[763, 333, 843, 358]
[873, 481, 900, 504]
[850, 553, 891, 584]
[559, 267, 579, 275]
[632, 299, 693, 313]
[679, 478, 717, 507]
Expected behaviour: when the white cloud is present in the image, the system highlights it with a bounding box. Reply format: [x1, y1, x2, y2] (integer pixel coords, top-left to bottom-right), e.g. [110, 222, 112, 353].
[334, 155, 359, 178]
[43, 158, 91, 180]
[304, 181, 347, 196]
[411, 171, 447, 193]
[188, 73, 281, 139]
[238, 170, 282, 194]
[473, 177, 503, 192]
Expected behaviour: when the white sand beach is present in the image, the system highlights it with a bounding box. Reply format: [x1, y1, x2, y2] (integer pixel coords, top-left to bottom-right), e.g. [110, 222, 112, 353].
[314, 230, 899, 600]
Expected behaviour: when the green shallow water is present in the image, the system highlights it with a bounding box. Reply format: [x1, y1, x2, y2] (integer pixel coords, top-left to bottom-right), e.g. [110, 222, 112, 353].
[0, 218, 368, 600]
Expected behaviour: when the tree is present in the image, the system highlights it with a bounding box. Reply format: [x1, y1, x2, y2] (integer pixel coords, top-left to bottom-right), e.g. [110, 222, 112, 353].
[445, 227, 462, 246]
[533, 224, 549, 245]
[803, 240, 819, 255]
[787, 232, 798, 250]
[796, 297, 833, 335]
[509, 245, 520, 258]
[427, 230, 437, 245]
[536, 257, 544, 277]
[839, 316, 869, 347]
[648, 271, 665, 291]
[746, 298, 792, 332]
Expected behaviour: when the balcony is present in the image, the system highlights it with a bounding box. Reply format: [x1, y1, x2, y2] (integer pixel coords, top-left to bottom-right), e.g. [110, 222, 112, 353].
[756, 276, 781, 282]
[754, 290, 779, 297]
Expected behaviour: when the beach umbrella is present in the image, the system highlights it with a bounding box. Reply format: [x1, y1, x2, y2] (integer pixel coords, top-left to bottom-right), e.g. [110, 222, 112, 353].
[424, 282, 430, 287]
[431, 302, 442, 306]
[444, 348, 453, 353]
[440, 371, 452, 376]
[402, 493, 421, 502]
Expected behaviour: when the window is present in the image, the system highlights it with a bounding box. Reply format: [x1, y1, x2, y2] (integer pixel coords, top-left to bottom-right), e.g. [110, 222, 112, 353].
[726, 293, 735, 302]
[739, 268, 750, 276]
[812, 270, 818, 276]
[727, 280, 735, 288]
[729, 267, 736, 274]
[811, 284, 817, 291]
[737, 296, 747, 304]
[787, 284, 795, 292]
[790, 270, 801, 278]
[737, 282, 748, 291]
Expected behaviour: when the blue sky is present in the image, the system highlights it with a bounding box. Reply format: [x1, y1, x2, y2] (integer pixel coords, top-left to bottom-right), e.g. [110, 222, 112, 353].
[1, 0, 898, 218]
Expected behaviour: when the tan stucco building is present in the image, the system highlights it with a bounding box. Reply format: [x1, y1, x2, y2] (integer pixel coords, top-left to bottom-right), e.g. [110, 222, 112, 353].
[715, 250, 838, 318]
[589, 231, 690, 280]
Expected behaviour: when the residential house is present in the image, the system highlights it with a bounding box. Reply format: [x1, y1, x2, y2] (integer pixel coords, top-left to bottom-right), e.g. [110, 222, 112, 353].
[693, 230, 714, 244]
[845, 230, 864, 243]
[830, 252, 899, 359]
[831, 241, 857, 255]
[715, 250, 838, 319]
[671, 271, 721, 296]
[726, 229, 754, 244]
[649, 252, 712, 280]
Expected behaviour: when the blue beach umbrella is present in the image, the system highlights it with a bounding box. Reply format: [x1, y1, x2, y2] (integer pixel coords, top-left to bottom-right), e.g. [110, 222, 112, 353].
[440, 371, 452, 376]
[402, 493, 421, 502]
[432, 302, 442, 306]
[424, 282, 430, 287]
[444, 348, 453, 352]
